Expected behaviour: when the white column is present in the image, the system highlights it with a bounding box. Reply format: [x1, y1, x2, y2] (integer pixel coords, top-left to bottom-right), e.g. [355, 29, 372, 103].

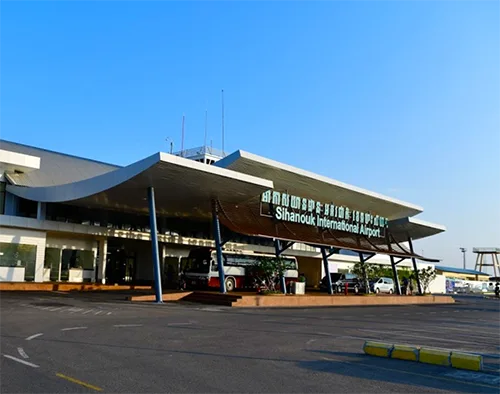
[34, 234, 47, 283]
[98, 238, 108, 284]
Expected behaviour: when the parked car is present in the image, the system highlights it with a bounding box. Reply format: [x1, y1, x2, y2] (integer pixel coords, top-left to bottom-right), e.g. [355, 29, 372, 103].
[371, 277, 395, 294]
[320, 273, 367, 293]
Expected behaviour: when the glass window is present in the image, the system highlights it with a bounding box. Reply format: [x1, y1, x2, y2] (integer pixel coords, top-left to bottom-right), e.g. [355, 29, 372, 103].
[44, 247, 61, 281]
[61, 250, 95, 270]
[0, 242, 37, 281]
[224, 254, 255, 267]
[0, 182, 5, 215]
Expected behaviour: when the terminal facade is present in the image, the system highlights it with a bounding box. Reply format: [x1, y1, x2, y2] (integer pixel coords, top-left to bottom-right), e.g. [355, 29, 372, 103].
[0, 139, 446, 296]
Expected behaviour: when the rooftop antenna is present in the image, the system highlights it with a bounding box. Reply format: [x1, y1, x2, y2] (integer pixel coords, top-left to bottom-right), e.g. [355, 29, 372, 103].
[165, 137, 173, 154]
[181, 114, 185, 157]
[221, 89, 225, 155]
[204, 109, 208, 148]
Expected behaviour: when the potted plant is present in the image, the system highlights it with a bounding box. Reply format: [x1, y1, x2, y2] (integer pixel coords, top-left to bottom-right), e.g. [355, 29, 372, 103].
[292, 275, 306, 295]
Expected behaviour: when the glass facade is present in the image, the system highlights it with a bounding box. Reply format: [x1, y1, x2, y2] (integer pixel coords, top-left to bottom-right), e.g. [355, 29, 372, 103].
[39, 202, 275, 248]
[44, 247, 61, 281]
[0, 242, 37, 281]
[0, 182, 5, 215]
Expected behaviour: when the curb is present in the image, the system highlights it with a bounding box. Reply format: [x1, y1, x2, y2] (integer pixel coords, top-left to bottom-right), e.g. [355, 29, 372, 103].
[363, 341, 483, 372]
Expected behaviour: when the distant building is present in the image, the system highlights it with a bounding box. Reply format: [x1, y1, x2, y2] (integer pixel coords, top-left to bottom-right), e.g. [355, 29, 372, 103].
[434, 265, 490, 281]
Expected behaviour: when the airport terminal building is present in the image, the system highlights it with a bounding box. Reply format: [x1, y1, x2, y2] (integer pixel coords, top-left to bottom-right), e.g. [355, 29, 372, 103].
[0, 139, 446, 295]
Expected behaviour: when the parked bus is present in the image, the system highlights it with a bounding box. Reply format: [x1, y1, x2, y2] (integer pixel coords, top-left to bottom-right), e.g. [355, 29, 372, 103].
[182, 247, 299, 292]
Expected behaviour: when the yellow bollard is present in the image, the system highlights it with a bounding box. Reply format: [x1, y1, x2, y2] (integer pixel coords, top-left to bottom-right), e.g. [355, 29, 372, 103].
[363, 341, 393, 358]
[451, 352, 483, 371]
[391, 345, 420, 362]
[419, 348, 451, 366]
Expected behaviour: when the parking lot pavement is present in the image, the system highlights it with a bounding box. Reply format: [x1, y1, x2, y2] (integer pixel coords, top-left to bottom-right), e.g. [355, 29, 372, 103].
[1, 292, 499, 393]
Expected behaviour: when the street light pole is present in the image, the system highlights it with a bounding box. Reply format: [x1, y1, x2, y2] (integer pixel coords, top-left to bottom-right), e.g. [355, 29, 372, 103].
[459, 247, 467, 270]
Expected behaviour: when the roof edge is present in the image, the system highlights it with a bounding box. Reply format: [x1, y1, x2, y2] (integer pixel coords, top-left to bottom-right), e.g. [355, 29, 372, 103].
[217, 149, 424, 215]
[159, 152, 273, 189]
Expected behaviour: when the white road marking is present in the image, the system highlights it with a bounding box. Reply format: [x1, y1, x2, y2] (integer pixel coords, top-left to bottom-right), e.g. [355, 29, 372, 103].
[3, 354, 39, 368]
[306, 339, 317, 345]
[107, 312, 112, 315]
[61, 326, 87, 331]
[17, 348, 29, 359]
[82, 309, 94, 314]
[94, 311, 103, 315]
[52, 291, 69, 295]
[113, 324, 143, 328]
[49, 307, 64, 311]
[445, 370, 500, 386]
[25, 333, 43, 341]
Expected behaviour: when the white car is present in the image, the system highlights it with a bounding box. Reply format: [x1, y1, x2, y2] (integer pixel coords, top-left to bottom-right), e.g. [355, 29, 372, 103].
[372, 277, 395, 294]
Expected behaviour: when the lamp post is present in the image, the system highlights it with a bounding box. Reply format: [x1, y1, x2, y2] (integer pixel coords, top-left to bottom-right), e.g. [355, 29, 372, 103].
[459, 247, 467, 270]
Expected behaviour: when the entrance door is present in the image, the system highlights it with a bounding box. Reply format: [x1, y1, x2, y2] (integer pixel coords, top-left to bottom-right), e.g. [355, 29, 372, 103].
[106, 248, 136, 285]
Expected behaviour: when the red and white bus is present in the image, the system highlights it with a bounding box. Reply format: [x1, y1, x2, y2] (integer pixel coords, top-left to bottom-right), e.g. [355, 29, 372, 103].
[182, 247, 299, 292]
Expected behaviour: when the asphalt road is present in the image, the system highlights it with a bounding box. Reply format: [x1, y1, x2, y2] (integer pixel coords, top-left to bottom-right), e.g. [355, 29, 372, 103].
[1, 292, 499, 393]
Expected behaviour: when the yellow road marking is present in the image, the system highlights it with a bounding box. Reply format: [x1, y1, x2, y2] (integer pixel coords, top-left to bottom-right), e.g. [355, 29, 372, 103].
[55, 373, 103, 391]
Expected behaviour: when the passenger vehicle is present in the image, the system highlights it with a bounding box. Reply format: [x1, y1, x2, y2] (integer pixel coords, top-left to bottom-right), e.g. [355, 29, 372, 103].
[182, 247, 298, 292]
[371, 277, 395, 294]
[320, 273, 366, 293]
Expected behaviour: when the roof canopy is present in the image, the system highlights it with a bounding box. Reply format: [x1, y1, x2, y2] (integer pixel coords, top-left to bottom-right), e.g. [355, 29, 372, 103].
[7, 153, 273, 219]
[215, 199, 439, 262]
[216, 150, 423, 220]
[388, 217, 446, 243]
[435, 266, 489, 276]
[5, 145, 443, 261]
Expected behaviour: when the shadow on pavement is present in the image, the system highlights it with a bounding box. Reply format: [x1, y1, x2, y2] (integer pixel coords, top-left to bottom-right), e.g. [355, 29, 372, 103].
[300, 350, 499, 394]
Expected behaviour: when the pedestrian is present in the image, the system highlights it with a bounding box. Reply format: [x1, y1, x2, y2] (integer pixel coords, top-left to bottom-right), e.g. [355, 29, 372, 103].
[403, 277, 410, 295]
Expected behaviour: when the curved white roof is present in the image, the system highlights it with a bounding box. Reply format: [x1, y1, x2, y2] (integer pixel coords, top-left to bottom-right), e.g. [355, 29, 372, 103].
[388, 217, 446, 243]
[216, 150, 423, 220]
[7, 152, 273, 218]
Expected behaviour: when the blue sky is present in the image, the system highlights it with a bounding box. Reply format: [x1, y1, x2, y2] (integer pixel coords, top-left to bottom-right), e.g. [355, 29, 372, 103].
[1, 1, 499, 270]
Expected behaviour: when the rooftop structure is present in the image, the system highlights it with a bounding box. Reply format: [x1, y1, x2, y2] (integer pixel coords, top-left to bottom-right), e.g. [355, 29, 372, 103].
[174, 146, 226, 165]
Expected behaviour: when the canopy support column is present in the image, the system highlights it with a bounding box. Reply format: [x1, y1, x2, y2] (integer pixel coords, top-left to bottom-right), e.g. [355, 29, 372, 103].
[147, 186, 163, 303]
[212, 202, 226, 293]
[274, 239, 287, 294]
[320, 248, 334, 295]
[408, 237, 423, 295]
[358, 253, 375, 294]
[390, 256, 402, 295]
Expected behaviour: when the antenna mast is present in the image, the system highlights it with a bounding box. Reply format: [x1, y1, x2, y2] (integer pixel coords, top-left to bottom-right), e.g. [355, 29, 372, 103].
[204, 109, 208, 148]
[221, 89, 225, 155]
[181, 114, 185, 157]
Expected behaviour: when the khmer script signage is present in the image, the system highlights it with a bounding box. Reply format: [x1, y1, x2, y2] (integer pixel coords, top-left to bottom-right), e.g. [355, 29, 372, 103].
[261, 190, 388, 239]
